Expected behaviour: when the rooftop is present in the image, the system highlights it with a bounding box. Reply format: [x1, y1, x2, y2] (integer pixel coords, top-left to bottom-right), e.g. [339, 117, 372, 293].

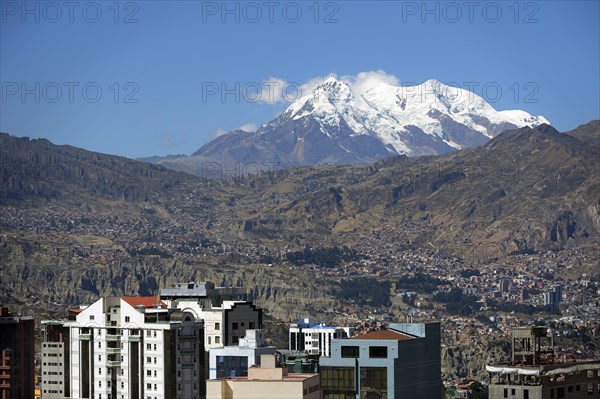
[122, 296, 166, 309]
[353, 329, 414, 341]
[212, 373, 318, 382]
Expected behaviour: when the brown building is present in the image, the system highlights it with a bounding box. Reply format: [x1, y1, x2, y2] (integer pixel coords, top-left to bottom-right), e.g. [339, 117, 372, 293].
[0, 306, 35, 399]
[487, 326, 600, 399]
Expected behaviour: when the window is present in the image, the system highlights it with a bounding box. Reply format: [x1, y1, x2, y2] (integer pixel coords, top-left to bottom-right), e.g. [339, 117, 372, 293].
[588, 383, 593, 393]
[154, 344, 157, 351]
[504, 388, 508, 398]
[90, 315, 95, 320]
[341, 346, 360, 358]
[369, 346, 387, 358]
[147, 357, 152, 363]
[98, 342, 101, 348]
[215, 322, 220, 330]
[232, 336, 239, 344]
[360, 367, 387, 399]
[147, 370, 152, 377]
[147, 344, 152, 350]
[512, 389, 516, 395]
[147, 331, 151, 337]
[321, 367, 355, 397]
[568, 386, 573, 393]
[524, 389, 529, 399]
[215, 336, 220, 344]
[232, 322, 238, 330]
[125, 316, 130, 322]
[98, 355, 102, 362]
[208, 336, 211, 344]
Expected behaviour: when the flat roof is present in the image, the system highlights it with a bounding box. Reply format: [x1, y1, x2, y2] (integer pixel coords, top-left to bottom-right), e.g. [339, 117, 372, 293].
[210, 373, 318, 382]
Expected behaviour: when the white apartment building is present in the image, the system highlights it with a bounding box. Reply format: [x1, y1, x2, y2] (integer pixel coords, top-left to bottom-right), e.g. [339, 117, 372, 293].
[289, 318, 354, 357]
[160, 282, 262, 351]
[42, 296, 205, 399]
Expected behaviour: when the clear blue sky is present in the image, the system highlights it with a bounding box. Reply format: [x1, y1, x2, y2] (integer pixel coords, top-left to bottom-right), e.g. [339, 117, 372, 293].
[1, 0, 599, 158]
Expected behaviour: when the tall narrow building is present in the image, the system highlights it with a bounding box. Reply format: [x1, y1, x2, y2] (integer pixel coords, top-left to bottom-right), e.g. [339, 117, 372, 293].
[0, 306, 35, 399]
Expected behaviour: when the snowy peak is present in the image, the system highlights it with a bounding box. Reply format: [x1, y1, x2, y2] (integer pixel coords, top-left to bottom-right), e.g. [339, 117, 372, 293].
[188, 75, 550, 170]
[282, 77, 548, 155]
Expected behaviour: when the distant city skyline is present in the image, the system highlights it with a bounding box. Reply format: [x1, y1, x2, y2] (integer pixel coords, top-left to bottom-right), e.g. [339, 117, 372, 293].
[1, 1, 598, 158]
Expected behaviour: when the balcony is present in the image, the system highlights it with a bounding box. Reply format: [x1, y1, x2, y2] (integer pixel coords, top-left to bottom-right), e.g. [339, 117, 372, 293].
[79, 334, 91, 340]
[107, 360, 121, 367]
[179, 348, 197, 355]
[178, 335, 197, 341]
[128, 335, 141, 342]
[105, 334, 120, 342]
[106, 347, 121, 354]
[180, 361, 196, 368]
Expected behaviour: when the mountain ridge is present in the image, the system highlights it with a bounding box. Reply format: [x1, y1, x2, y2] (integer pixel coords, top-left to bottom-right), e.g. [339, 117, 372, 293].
[147, 78, 549, 176]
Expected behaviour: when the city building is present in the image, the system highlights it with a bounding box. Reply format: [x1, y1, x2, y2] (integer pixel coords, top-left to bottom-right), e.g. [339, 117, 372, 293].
[40, 321, 70, 399]
[319, 322, 442, 399]
[289, 317, 354, 357]
[544, 285, 563, 307]
[41, 296, 205, 399]
[160, 282, 262, 351]
[0, 306, 35, 399]
[487, 326, 600, 399]
[208, 329, 276, 379]
[206, 354, 321, 399]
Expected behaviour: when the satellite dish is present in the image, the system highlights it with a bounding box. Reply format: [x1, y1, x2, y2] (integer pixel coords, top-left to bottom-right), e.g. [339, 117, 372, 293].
[406, 307, 416, 322]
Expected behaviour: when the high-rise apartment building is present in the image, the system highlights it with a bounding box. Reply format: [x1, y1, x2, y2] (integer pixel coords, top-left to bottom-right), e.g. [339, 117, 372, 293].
[41, 296, 205, 399]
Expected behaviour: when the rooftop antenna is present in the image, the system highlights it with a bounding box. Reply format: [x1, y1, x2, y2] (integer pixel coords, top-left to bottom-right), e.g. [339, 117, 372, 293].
[406, 307, 416, 323]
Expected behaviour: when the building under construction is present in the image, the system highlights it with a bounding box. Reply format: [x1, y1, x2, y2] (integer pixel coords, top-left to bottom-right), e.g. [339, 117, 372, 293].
[487, 326, 600, 399]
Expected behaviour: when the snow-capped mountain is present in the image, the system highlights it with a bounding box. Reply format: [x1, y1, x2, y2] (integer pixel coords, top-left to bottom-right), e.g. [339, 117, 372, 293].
[150, 77, 549, 175]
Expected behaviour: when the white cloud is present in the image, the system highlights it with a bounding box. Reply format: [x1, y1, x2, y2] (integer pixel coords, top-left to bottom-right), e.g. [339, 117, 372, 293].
[342, 70, 401, 95]
[257, 77, 288, 104]
[238, 123, 257, 132]
[211, 123, 257, 138]
[160, 132, 178, 148]
[254, 71, 401, 106]
[211, 128, 228, 138]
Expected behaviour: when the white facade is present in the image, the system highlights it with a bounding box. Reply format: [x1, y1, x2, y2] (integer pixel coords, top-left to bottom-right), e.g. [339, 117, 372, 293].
[43, 296, 205, 399]
[208, 330, 276, 379]
[289, 319, 354, 357]
[164, 299, 261, 351]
